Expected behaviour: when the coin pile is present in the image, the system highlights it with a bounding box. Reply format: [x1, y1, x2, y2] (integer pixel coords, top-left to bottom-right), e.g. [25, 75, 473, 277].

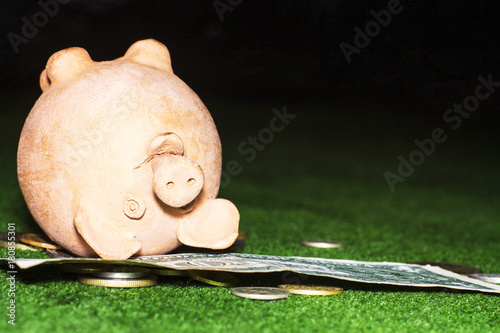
[78, 266, 157, 288]
[55, 260, 347, 297]
[58, 264, 179, 288]
[56, 262, 243, 289]
[4, 231, 499, 295]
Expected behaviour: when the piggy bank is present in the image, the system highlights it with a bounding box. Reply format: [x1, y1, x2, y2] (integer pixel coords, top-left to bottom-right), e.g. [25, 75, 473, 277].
[17, 39, 239, 260]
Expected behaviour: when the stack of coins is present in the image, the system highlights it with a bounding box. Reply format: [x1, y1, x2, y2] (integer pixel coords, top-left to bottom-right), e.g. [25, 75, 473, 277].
[57, 263, 192, 288]
[77, 266, 157, 288]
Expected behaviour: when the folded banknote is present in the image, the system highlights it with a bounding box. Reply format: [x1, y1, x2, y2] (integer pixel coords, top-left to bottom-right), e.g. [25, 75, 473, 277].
[2, 253, 500, 294]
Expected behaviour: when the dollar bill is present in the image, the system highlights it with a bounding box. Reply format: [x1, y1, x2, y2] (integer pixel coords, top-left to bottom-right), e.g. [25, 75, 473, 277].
[2, 253, 500, 294]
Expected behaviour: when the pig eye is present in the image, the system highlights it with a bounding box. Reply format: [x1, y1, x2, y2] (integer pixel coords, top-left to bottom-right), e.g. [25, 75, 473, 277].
[123, 197, 146, 219]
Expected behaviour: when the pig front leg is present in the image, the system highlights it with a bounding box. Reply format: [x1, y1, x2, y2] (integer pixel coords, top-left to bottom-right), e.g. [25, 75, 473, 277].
[176, 198, 239, 249]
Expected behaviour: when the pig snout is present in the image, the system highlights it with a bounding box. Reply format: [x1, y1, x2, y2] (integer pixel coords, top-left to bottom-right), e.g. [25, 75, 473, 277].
[152, 154, 204, 208]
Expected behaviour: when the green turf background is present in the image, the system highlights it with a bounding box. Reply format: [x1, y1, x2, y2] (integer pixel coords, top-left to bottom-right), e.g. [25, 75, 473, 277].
[1, 90, 499, 332]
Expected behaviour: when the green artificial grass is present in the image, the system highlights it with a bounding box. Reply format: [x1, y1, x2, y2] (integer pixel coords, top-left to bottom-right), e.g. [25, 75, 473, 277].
[1, 90, 500, 332]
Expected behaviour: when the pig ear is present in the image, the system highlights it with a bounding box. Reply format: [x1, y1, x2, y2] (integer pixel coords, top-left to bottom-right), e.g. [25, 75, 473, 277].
[41, 47, 94, 92]
[136, 132, 184, 169]
[177, 199, 239, 249]
[74, 201, 141, 260]
[123, 39, 173, 74]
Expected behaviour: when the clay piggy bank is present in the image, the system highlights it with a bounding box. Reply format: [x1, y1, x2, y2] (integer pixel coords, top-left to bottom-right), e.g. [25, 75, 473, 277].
[17, 39, 239, 260]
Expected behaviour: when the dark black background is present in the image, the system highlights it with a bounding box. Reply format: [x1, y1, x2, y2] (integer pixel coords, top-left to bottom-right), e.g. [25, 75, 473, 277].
[1, 0, 499, 115]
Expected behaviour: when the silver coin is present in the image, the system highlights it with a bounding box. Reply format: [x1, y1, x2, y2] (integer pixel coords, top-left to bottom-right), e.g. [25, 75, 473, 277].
[230, 287, 289, 300]
[94, 266, 150, 279]
[468, 273, 500, 284]
[301, 240, 344, 249]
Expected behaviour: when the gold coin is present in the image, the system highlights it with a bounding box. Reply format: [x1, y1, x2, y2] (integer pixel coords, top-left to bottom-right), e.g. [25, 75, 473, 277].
[187, 270, 240, 287]
[78, 276, 157, 288]
[57, 263, 111, 274]
[150, 268, 187, 277]
[301, 240, 344, 249]
[19, 233, 62, 250]
[278, 284, 343, 296]
[0, 240, 44, 252]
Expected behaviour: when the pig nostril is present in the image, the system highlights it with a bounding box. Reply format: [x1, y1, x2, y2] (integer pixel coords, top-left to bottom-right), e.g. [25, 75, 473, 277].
[187, 178, 196, 186]
[166, 182, 174, 189]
